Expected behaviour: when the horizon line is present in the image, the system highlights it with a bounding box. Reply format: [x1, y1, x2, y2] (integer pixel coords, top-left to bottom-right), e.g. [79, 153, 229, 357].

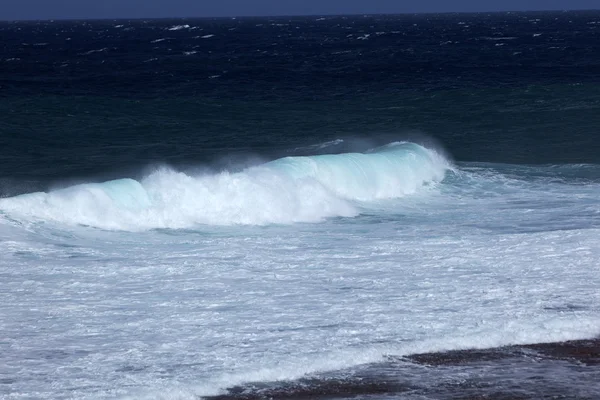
[1, 8, 599, 23]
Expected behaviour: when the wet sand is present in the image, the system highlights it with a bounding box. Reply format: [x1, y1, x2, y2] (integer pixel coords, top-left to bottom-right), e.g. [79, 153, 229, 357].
[205, 338, 600, 400]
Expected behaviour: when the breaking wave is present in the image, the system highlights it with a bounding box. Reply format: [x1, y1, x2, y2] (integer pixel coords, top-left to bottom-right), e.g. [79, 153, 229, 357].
[0, 142, 450, 230]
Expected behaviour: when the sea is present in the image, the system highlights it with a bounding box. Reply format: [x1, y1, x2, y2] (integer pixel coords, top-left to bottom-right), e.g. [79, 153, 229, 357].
[1, 10, 600, 400]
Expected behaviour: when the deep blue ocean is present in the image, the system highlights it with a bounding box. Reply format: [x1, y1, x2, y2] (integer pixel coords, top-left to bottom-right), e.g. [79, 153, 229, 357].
[1, 11, 600, 400]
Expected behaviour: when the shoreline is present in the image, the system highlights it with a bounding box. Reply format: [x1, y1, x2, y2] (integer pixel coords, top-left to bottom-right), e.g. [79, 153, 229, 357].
[206, 338, 600, 400]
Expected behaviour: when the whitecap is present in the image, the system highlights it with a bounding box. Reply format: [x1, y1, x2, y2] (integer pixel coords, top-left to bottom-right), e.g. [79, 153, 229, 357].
[78, 48, 108, 55]
[483, 36, 517, 41]
[167, 24, 190, 31]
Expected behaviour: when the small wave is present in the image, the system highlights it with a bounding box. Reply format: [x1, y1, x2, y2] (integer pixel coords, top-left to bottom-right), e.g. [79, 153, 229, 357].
[201, 34, 215, 39]
[316, 139, 344, 149]
[168, 24, 191, 31]
[482, 36, 518, 41]
[79, 47, 108, 55]
[293, 139, 345, 152]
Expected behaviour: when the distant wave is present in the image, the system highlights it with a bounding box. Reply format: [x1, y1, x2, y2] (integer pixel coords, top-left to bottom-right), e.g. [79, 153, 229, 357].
[0, 143, 450, 230]
[167, 24, 191, 31]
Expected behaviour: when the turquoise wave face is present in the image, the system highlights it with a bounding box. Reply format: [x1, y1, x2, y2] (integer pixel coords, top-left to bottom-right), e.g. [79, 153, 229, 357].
[263, 142, 450, 201]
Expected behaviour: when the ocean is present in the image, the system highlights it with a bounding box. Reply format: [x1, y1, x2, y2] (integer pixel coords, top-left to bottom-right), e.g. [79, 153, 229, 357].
[1, 10, 600, 399]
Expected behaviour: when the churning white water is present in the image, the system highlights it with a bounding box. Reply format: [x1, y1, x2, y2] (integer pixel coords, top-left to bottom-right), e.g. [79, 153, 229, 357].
[1, 143, 599, 399]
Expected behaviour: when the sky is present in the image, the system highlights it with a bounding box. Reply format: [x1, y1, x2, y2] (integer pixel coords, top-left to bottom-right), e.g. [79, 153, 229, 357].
[1, 0, 599, 21]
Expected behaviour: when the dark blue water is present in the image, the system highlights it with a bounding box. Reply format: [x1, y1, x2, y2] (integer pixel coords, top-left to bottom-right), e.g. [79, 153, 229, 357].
[2, 11, 600, 197]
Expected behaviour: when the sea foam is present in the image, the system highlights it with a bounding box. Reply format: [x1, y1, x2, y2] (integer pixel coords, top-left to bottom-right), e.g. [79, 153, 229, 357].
[0, 142, 450, 230]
